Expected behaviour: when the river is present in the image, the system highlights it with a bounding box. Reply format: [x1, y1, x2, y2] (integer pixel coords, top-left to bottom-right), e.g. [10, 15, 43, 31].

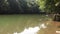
[0, 14, 58, 34]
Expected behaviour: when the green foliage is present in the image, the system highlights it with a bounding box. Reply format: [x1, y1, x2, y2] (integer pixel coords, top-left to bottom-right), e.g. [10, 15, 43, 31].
[0, 0, 40, 13]
[36, 0, 46, 11]
[36, 0, 60, 13]
[2, 0, 10, 11]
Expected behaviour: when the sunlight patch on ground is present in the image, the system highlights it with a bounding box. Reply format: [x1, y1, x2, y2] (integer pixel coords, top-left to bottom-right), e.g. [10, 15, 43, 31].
[40, 23, 47, 28]
[56, 31, 60, 34]
[13, 23, 47, 34]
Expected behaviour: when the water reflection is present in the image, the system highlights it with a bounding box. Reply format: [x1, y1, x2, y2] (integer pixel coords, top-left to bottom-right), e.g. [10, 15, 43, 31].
[13, 23, 47, 34]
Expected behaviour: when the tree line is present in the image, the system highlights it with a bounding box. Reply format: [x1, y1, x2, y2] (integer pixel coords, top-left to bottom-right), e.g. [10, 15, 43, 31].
[37, 0, 60, 21]
[0, 0, 41, 14]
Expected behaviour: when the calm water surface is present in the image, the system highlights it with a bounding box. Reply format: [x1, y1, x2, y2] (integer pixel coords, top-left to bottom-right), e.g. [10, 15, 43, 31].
[0, 14, 57, 34]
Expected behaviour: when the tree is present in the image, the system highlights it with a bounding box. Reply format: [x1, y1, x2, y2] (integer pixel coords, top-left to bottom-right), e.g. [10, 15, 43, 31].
[0, 0, 5, 11]
[0, 0, 40, 14]
[26, 0, 40, 13]
[36, 0, 60, 21]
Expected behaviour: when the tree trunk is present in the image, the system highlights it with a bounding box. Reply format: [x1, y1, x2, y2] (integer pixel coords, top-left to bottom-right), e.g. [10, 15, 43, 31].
[53, 14, 60, 22]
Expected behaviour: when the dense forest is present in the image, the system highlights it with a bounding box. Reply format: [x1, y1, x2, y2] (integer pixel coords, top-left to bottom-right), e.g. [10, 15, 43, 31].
[37, 0, 60, 21]
[0, 0, 60, 21]
[0, 0, 60, 14]
[0, 0, 41, 14]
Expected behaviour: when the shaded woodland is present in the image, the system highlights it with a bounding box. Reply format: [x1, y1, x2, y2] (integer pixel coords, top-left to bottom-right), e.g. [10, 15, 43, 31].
[0, 0, 60, 21]
[0, 0, 41, 14]
[37, 0, 60, 21]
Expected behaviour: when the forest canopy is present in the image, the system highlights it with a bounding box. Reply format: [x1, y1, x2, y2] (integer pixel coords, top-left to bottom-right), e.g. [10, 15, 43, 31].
[0, 0, 40, 14]
[0, 0, 60, 14]
[36, 0, 60, 14]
